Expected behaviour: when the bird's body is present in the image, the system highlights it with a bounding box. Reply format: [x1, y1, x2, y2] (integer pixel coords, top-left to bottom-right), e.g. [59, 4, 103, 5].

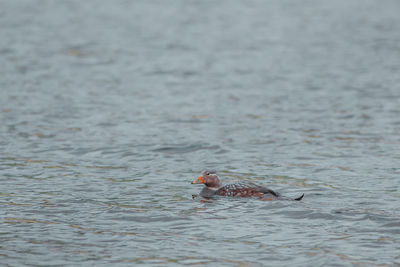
[192, 170, 304, 201]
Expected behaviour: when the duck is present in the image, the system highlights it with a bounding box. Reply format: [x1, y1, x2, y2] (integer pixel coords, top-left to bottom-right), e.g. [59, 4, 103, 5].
[192, 170, 304, 201]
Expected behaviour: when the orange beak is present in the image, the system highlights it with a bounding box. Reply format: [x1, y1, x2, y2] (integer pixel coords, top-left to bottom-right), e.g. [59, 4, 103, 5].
[191, 176, 205, 184]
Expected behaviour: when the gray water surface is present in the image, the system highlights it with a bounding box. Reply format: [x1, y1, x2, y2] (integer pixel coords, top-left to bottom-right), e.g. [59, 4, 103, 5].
[1, 0, 400, 266]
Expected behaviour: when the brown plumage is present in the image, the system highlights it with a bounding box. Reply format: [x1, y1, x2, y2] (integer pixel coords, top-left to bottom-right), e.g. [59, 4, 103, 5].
[192, 170, 304, 201]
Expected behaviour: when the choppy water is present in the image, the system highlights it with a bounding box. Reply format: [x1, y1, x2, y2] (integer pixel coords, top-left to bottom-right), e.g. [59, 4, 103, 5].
[1, 0, 400, 266]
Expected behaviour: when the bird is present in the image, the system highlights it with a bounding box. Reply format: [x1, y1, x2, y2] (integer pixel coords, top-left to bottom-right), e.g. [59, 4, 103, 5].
[191, 170, 304, 201]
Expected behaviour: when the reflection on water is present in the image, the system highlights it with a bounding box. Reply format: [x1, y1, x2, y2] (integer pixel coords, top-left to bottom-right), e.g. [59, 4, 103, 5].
[1, 0, 400, 266]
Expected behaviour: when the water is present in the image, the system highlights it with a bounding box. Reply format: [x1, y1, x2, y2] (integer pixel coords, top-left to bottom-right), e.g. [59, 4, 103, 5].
[1, 0, 400, 266]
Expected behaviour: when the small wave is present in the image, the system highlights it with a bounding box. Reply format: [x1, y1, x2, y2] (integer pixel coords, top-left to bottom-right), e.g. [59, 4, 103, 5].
[152, 144, 220, 154]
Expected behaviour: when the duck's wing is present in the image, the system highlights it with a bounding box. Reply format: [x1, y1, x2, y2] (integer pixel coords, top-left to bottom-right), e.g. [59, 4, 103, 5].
[247, 182, 280, 197]
[216, 182, 280, 198]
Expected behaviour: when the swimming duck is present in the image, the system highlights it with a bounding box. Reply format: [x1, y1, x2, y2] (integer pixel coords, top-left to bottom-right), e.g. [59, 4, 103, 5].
[192, 170, 304, 201]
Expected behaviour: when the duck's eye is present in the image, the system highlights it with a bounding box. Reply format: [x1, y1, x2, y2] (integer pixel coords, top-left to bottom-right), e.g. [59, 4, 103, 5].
[206, 172, 210, 175]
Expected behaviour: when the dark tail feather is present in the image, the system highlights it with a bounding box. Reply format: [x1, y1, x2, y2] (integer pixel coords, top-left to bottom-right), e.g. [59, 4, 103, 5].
[294, 193, 304, 201]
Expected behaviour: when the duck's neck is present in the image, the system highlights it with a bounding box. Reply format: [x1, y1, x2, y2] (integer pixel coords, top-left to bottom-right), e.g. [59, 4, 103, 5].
[200, 186, 219, 198]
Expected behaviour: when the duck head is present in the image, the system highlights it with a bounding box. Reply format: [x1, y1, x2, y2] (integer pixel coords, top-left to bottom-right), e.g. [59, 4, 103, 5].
[191, 170, 221, 189]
